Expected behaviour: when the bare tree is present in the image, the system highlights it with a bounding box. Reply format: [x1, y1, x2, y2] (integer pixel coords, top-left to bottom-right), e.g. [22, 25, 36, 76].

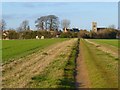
[27, 25, 30, 30]
[0, 19, 6, 31]
[108, 24, 116, 29]
[47, 15, 59, 31]
[44, 16, 48, 30]
[61, 19, 70, 29]
[35, 16, 46, 30]
[35, 15, 59, 31]
[21, 20, 29, 31]
[17, 26, 23, 32]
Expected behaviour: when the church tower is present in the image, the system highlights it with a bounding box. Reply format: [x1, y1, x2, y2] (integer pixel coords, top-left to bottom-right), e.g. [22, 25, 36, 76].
[92, 22, 97, 32]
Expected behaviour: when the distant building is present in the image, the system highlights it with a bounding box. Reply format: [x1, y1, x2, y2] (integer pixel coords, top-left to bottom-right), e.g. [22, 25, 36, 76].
[118, 27, 120, 30]
[63, 28, 79, 32]
[36, 35, 39, 39]
[72, 28, 79, 32]
[2, 31, 9, 40]
[92, 22, 97, 32]
[97, 27, 107, 32]
[41, 36, 44, 39]
[63, 28, 69, 32]
[92, 22, 106, 32]
[116, 35, 120, 39]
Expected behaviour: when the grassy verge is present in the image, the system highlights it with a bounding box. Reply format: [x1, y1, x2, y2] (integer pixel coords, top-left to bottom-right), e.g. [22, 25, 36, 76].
[27, 39, 79, 88]
[86, 39, 118, 58]
[2, 38, 68, 63]
[88, 39, 119, 48]
[80, 39, 118, 88]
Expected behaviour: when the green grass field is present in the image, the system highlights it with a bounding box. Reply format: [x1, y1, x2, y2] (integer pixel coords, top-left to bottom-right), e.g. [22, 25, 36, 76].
[88, 39, 119, 48]
[80, 39, 118, 88]
[2, 38, 68, 63]
[2, 38, 77, 88]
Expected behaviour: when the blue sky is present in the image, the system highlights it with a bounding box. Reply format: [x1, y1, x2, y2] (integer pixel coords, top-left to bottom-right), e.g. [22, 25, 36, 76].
[1, 2, 118, 30]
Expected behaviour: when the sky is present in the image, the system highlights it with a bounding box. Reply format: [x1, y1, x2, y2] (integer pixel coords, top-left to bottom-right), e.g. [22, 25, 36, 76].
[1, 2, 118, 30]
[1, 0, 119, 2]
[118, 1, 120, 29]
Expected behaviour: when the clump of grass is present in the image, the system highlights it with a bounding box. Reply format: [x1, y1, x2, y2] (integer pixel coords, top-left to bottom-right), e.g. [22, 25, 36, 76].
[42, 52, 48, 55]
[115, 57, 119, 61]
[96, 45, 101, 47]
[31, 74, 47, 82]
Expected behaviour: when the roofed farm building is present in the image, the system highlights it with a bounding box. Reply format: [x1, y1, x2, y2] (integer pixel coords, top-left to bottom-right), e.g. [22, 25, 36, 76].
[63, 28, 79, 33]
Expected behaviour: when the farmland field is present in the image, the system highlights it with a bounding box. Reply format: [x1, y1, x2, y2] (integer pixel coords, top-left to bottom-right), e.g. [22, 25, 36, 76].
[2, 38, 119, 88]
[2, 38, 78, 88]
[2, 38, 68, 63]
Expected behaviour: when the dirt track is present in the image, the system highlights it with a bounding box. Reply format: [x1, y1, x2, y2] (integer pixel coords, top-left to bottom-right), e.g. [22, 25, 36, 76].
[75, 40, 90, 88]
[2, 39, 77, 88]
[75, 39, 118, 88]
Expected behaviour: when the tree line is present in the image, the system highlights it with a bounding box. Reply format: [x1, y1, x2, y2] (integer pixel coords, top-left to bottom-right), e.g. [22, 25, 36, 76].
[79, 28, 120, 39]
[1, 28, 119, 39]
[0, 15, 73, 39]
[0, 15, 71, 31]
[0, 15, 120, 39]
